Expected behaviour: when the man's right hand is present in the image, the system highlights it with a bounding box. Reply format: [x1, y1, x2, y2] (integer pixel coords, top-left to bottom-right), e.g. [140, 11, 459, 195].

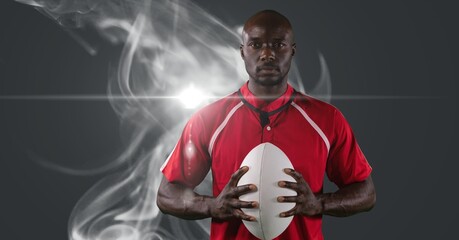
[209, 166, 259, 221]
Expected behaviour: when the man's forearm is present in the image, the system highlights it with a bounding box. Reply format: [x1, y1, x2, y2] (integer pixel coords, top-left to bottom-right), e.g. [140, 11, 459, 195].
[157, 167, 259, 221]
[318, 176, 376, 217]
[157, 178, 214, 220]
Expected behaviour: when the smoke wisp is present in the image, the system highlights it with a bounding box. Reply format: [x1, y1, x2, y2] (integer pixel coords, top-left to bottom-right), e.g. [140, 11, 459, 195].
[15, 0, 331, 239]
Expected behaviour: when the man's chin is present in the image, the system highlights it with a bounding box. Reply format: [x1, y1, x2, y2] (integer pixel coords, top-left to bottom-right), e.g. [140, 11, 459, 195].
[253, 77, 284, 87]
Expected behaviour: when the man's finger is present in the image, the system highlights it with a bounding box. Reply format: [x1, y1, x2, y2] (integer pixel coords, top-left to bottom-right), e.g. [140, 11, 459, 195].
[234, 209, 257, 221]
[230, 199, 258, 209]
[277, 195, 298, 203]
[229, 166, 249, 187]
[283, 168, 305, 182]
[233, 184, 257, 196]
[279, 207, 297, 218]
[278, 181, 299, 191]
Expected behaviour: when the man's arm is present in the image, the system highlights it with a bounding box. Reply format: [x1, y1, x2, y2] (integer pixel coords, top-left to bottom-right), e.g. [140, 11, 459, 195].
[157, 166, 259, 221]
[156, 178, 213, 220]
[319, 175, 375, 217]
[278, 169, 376, 217]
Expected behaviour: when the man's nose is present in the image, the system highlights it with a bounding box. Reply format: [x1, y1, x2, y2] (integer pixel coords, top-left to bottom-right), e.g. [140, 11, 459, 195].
[260, 46, 275, 62]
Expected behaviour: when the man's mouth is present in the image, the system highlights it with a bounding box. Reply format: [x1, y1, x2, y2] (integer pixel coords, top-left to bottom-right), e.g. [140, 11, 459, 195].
[257, 65, 279, 72]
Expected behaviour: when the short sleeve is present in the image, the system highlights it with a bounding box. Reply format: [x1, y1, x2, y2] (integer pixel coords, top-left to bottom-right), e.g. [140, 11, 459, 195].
[160, 113, 211, 188]
[326, 109, 372, 188]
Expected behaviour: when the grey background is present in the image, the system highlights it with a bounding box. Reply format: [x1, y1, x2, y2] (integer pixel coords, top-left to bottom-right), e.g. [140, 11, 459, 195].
[1, 0, 458, 239]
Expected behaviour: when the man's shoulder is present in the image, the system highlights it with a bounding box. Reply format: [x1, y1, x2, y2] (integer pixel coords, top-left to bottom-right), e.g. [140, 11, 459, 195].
[193, 91, 241, 122]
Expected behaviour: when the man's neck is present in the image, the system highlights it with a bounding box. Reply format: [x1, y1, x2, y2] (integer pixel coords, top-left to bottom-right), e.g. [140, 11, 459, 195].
[247, 81, 288, 102]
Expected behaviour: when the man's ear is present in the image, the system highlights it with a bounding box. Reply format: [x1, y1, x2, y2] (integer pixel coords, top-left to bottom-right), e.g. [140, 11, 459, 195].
[291, 43, 296, 56]
[240, 44, 245, 58]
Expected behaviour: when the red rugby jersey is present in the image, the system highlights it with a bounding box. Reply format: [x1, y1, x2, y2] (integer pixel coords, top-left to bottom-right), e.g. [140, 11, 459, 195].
[161, 82, 372, 240]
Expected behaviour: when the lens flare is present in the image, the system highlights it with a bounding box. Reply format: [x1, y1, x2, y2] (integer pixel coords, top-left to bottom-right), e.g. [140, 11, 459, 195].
[178, 85, 206, 109]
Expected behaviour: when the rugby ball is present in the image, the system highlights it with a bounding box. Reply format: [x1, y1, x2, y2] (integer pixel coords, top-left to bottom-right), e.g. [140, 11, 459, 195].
[237, 143, 297, 240]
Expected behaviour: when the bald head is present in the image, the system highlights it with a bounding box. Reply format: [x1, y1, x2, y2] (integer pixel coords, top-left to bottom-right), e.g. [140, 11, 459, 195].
[240, 10, 296, 96]
[242, 10, 294, 43]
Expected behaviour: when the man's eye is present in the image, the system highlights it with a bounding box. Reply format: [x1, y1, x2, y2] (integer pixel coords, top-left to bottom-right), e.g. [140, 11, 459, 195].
[273, 42, 286, 48]
[249, 42, 262, 49]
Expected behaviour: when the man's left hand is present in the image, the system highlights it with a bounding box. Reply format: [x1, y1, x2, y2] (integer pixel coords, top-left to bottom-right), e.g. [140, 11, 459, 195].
[277, 168, 323, 217]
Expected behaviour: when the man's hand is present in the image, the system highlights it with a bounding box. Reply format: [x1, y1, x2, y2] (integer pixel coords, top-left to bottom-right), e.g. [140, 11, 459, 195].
[209, 166, 259, 221]
[277, 168, 376, 218]
[277, 168, 323, 217]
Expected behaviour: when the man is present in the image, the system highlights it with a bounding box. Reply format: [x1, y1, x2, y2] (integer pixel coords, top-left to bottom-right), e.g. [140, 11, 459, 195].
[157, 10, 376, 240]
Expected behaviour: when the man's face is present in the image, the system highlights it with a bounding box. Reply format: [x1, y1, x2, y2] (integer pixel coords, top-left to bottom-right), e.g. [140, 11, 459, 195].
[241, 19, 296, 87]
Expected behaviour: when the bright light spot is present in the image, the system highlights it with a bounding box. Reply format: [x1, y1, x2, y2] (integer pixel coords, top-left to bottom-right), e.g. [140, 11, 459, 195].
[178, 85, 205, 109]
[185, 141, 196, 159]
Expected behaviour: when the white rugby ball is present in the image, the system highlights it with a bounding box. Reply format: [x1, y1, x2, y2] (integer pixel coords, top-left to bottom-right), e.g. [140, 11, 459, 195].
[237, 143, 297, 240]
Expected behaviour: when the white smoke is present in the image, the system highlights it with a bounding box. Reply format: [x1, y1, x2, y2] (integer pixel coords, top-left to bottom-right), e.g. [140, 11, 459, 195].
[15, 0, 331, 239]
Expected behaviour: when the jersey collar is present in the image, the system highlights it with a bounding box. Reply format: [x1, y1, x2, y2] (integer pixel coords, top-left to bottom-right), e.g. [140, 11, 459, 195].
[239, 81, 295, 112]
